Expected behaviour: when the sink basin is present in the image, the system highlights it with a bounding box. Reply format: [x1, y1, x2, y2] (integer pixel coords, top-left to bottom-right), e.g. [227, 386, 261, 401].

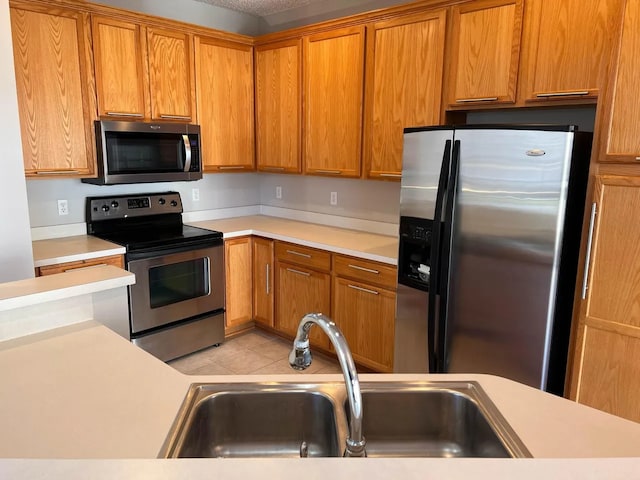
[347, 385, 516, 457]
[159, 381, 530, 459]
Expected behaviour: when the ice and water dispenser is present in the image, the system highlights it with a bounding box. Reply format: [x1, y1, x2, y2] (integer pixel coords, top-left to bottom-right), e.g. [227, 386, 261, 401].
[398, 216, 434, 292]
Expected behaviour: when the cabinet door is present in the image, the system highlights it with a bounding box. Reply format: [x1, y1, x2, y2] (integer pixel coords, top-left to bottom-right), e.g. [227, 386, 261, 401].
[276, 261, 331, 351]
[147, 27, 194, 122]
[598, 0, 640, 162]
[255, 39, 301, 173]
[195, 36, 254, 172]
[363, 10, 447, 180]
[519, 0, 622, 103]
[224, 237, 253, 331]
[10, 5, 95, 176]
[91, 16, 147, 119]
[447, 0, 523, 107]
[571, 176, 640, 422]
[304, 26, 365, 177]
[253, 237, 274, 328]
[332, 276, 396, 372]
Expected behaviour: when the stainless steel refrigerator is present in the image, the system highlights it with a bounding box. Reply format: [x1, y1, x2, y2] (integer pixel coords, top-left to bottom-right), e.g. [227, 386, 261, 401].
[394, 125, 592, 395]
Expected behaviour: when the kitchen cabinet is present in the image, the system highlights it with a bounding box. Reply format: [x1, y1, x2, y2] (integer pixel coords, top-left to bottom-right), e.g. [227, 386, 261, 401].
[362, 10, 447, 180]
[36, 255, 124, 276]
[195, 36, 254, 172]
[255, 39, 302, 174]
[597, 0, 640, 163]
[570, 175, 640, 422]
[518, 0, 622, 104]
[91, 16, 147, 119]
[224, 237, 253, 333]
[275, 242, 331, 351]
[447, 0, 523, 107]
[332, 254, 397, 372]
[10, 2, 96, 177]
[252, 237, 274, 328]
[303, 26, 365, 178]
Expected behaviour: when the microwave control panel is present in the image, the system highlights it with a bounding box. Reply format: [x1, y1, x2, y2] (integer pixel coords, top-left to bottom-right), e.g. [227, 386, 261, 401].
[87, 192, 183, 221]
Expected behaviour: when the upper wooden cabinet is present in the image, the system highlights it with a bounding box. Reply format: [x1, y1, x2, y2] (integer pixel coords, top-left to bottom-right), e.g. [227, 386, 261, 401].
[303, 26, 365, 177]
[447, 0, 523, 107]
[195, 36, 254, 172]
[91, 16, 147, 119]
[147, 27, 195, 122]
[10, 3, 96, 177]
[570, 175, 640, 422]
[597, 0, 640, 163]
[92, 18, 195, 122]
[518, 0, 623, 104]
[363, 10, 447, 180]
[255, 39, 302, 174]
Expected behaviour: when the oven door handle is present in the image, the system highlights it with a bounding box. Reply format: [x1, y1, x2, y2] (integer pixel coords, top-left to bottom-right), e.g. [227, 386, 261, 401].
[182, 135, 192, 172]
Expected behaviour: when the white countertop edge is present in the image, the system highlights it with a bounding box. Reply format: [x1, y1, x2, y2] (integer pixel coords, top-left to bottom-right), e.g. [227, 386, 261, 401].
[33, 247, 127, 268]
[222, 228, 397, 265]
[0, 266, 135, 312]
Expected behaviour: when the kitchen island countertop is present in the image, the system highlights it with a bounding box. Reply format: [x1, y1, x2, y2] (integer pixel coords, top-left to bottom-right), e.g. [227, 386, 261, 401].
[0, 322, 640, 479]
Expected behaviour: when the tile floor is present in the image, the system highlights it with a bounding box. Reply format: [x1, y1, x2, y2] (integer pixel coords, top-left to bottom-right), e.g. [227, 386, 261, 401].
[167, 328, 343, 375]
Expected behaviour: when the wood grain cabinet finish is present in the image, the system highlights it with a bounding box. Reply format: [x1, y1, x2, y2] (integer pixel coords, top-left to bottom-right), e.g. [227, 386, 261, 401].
[36, 255, 124, 276]
[252, 237, 274, 328]
[363, 10, 447, 180]
[598, 0, 640, 162]
[147, 27, 195, 122]
[447, 0, 523, 107]
[91, 16, 147, 119]
[10, 3, 96, 177]
[224, 237, 253, 332]
[570, 176, 640, 422]
[195, 36, 254, 172]
[518, 0, 622, 104]
[255, 40, 302, 174]
[303, 26, 365, 178]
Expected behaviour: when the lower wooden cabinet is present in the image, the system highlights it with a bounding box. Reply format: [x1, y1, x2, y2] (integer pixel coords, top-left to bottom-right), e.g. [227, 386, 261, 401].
[332, 276, 396, 373]
[275, 260, 331, 351]
[224, 237, 253, 333]
[252, 237, 274, 328]
[36, 255, 123, 276]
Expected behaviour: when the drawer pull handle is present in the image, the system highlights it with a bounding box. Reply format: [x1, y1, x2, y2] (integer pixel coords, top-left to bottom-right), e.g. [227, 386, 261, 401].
[106, 112, 143, 117]
[159, 114, 191, 120]
[536, 91, 589, 98]
[348, 264, 379, 274]
[635, 157, 640, 161]
[581, 202, 597, 299]
[262, 166, 285, 171]
[379, 173, 401, 178]
[286, 249, 311, 258]
[287, 268, 311, 277]
[348, 284, 379, 295]
[313, 170, 342, 175]
[455, 97, 498, 103]
[35, 170, 81, 175]
[218, 166, 246, 170]
[64, 263, 108, 273]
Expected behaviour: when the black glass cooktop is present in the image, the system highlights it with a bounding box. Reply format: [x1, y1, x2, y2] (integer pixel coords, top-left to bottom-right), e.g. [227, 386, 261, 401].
[93, 224, 222, 252]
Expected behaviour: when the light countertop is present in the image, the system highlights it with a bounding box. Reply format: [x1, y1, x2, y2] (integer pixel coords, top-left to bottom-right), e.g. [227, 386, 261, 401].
[32, 235, 126, 268]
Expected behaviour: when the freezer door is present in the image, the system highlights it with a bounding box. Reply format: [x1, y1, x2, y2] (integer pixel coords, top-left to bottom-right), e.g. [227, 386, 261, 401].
[400, 129, 454, 220]
[444, 128, 574, 390]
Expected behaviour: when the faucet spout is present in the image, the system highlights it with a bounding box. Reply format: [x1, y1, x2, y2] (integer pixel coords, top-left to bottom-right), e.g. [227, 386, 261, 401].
[289, 313, 366, 457]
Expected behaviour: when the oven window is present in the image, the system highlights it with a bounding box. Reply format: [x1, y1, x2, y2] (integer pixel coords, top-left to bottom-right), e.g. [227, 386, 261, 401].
[105, 131, 185, 173]
[148, 258, 209, 309]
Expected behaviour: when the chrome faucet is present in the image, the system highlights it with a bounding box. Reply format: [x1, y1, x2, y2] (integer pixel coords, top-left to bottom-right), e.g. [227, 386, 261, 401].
[289, 313, 366, 457]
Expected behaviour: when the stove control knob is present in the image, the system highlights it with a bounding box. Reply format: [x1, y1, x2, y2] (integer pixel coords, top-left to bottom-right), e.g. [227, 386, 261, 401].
[111, 201, 119, 209]
[170, 200, 178, 207]
[101, 204, 110, 212]
[158, 198, 166, 205]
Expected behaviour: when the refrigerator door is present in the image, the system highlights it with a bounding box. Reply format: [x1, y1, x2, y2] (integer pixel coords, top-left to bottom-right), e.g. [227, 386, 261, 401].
[443, 128, 574, 389]
[400, 129, 454, 220]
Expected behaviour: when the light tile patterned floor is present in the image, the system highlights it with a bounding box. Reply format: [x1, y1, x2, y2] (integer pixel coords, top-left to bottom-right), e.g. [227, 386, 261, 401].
[167, 328, 342, 375]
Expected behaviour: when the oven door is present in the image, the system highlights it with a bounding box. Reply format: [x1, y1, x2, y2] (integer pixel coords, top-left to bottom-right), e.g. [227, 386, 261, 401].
[127, 243, 224, 334]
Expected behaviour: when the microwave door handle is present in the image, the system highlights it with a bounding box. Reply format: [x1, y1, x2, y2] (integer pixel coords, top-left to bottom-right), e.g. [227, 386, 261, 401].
[182, 135, 192, 172]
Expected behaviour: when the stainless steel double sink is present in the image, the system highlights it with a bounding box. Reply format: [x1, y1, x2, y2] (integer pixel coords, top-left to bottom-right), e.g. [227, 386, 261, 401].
[159, 381, 531, 458]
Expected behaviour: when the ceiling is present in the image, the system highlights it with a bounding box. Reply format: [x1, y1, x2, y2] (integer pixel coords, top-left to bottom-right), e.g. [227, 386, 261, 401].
[192, 0, 322, 16]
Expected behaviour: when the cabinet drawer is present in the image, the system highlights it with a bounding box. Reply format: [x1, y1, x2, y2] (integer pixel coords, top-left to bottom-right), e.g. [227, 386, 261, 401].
[275, 241, 331, 271]
[37, 254, 124, 276]
[333, 254, 397, 289]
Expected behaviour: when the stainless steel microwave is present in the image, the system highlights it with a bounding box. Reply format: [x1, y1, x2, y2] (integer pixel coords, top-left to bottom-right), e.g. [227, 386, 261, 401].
[82, 121, 202, 185]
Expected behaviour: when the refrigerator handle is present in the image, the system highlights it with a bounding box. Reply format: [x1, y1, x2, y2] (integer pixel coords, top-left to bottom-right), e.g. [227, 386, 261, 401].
[436, 139, 461, 372]
[428, 139, 452, 372]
